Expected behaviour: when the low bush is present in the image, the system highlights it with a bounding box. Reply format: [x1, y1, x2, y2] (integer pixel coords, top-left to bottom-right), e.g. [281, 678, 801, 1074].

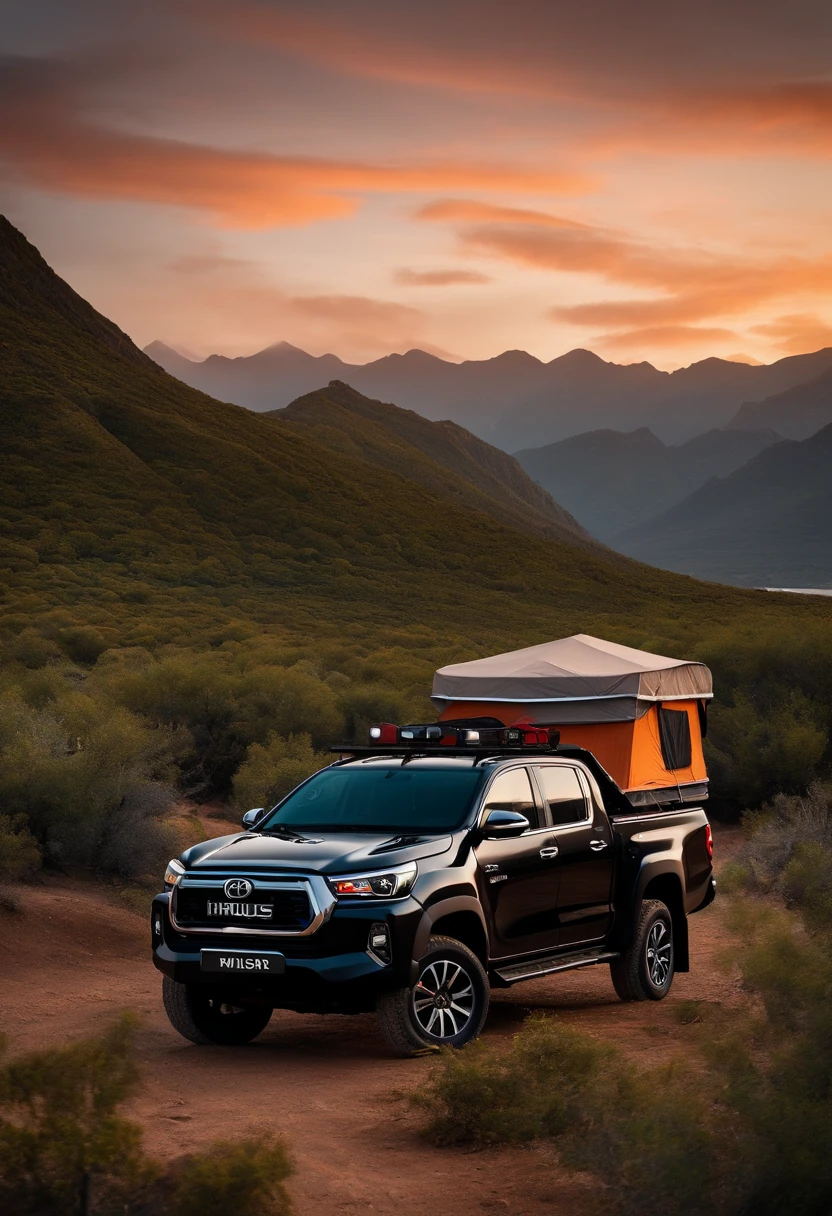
[413, 1014, 610, 1147]
[0, 1018, 296, 1215]
[0, 812, 40, 882]
[733, 781, 832, 898]
[0, 1014, 153, 1214]
[170, 1136, 293, 1216]
[412, 895, 832, 1216]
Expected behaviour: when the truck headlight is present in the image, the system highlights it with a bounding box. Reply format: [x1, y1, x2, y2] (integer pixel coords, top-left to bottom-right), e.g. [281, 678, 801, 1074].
[330, 863, 417, 900]
[164, 858, 185, 889]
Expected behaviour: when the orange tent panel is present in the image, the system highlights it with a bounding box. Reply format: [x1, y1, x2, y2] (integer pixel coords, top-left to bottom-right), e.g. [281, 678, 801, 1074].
[437, 699, 706, 793]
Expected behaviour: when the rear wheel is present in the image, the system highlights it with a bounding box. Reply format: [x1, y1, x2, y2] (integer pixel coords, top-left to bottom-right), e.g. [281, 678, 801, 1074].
[610, 899, 675, 1002]
[162, 977, 272, 1045]
[377, 935, 490, 1057]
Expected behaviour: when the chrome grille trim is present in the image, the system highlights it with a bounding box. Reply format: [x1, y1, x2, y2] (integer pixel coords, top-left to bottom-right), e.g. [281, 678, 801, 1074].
[170, 873, 336, 937]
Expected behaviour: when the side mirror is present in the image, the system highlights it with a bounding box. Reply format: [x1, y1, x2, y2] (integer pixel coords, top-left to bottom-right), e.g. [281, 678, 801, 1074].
[242, 808, 265, 829]
[482, 809, 530, 839]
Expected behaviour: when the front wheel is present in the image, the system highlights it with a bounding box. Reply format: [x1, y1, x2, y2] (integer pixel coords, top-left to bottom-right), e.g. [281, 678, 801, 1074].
[377, 935, 490, 1057]
[610, 899, 675, 1002]
[162, 977, 273, 1045]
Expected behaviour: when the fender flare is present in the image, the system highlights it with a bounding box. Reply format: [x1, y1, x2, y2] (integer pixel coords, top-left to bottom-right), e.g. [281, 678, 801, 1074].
[409, 896, 489, 984]
[630, 861, 690, 973]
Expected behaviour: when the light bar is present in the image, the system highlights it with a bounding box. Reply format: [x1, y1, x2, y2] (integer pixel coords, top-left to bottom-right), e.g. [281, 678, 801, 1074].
[365, 722, 560, 748]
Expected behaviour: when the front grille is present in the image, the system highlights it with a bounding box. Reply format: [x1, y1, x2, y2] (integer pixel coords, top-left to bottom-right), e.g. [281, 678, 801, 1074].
[174, 883, 313, 932]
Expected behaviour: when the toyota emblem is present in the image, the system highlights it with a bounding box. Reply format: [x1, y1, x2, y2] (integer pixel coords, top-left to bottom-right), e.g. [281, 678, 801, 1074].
[224, 878, 253, 900]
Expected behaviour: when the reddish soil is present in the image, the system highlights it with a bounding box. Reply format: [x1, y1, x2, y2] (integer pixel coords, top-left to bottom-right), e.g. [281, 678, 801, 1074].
[0, 829, 742, 1216]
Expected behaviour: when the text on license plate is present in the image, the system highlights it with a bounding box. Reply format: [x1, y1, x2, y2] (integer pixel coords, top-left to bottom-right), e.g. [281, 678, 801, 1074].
[206, 901, 273, 919]
[200, 950, 285, 973]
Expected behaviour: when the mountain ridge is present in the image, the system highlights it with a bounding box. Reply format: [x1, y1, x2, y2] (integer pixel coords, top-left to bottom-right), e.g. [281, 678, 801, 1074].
[514, 425, 782, 541]
[616, 424, 832, 586]
[730, 365, 832, 440]
[146, 337, 832, 449]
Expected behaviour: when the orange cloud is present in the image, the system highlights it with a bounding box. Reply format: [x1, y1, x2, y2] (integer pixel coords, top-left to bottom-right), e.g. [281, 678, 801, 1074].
[592, 324, 741, 352]
[202, 3, 575, 101]
[419, 200, 832, 328]
[0, 55, 589, 230]
[577, 85, 832, 162]
[751, 313, 832, 354]
[206, 4, 832, 161]
[393, 267, 491, 286]
[416, 200, 589, 228]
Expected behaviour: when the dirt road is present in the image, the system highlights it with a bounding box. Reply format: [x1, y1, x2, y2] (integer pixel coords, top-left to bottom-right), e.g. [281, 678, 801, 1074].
[0, 833, 740, 1216]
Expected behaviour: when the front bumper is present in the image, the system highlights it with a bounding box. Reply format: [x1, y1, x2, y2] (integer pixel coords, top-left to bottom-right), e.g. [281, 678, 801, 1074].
[150, 892, 422, 1006]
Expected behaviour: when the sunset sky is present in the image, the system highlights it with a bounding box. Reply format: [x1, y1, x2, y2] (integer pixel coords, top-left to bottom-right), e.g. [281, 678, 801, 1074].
[3, 0, 832, 367]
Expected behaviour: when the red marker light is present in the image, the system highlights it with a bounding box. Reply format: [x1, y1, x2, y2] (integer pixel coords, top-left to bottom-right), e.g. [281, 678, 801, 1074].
[368, 723, 398, 744]
[705, 824, 713, 860]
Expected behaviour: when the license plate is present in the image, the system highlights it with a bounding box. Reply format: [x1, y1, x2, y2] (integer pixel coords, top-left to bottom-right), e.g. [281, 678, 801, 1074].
[206, 901, 274, 920]
[200, 950, 285, 974]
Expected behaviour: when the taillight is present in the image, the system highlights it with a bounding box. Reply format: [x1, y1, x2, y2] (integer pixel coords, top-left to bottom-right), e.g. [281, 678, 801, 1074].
[705, 824, 713, 860]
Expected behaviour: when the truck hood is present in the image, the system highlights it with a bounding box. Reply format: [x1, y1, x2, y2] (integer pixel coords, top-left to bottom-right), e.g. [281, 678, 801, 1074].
[180, 830, 454, 875]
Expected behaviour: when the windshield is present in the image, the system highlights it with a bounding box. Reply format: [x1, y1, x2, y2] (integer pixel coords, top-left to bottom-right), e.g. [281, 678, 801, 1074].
[261, 765, 483, 834]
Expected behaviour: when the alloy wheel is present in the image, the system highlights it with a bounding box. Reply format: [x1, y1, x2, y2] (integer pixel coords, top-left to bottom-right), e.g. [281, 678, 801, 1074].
[646, 919, 672, 987]
[412, 958, 476, 1040]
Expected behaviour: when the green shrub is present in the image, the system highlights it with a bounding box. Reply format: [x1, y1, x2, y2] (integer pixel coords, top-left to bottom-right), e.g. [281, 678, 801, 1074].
[413, 1013, 610, 1147]
[170, 1135, 293, 1216]
[711, 900, 832, 1215]
[233, 734, 329, 812]
[568, 1059, 724, 1216]
[58, 626, 108, 665]
[0, 691, 176, 872]
[0, 1014, 155, 1214]
[735, 782, 832, 897]
[0, 812, 40, 882]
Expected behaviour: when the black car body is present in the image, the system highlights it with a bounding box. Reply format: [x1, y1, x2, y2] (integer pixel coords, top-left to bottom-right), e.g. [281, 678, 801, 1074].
[152, 742, 715, 1054]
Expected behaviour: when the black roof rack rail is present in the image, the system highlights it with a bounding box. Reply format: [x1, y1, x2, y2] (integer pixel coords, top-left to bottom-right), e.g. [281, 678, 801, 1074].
[330, 744, 559, 761]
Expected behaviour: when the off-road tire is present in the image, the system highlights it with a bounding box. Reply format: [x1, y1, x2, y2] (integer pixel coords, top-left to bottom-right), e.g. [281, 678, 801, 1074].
[377, 935, 490, 1058]
[610, 899, 675, 1002]
[162, 977, 273, 1045]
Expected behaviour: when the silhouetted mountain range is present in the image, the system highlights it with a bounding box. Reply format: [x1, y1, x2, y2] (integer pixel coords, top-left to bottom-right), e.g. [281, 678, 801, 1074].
[515, 426, 781, 541]
[145, 339, 832, 450]
[616, 426, 832, 587]
[730, 365, 832, 439]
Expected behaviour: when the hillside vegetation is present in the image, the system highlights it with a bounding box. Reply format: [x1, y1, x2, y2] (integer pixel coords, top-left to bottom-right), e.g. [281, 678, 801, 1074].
[1, 216, 832, 886]
[271, 379, 591, 545]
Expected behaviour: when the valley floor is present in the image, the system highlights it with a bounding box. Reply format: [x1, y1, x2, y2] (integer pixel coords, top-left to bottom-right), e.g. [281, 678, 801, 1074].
[0, 831, 741, 1216]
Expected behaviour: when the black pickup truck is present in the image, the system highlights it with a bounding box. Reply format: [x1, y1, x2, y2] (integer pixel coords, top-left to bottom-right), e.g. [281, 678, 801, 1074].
[152, 725, 715, 1056]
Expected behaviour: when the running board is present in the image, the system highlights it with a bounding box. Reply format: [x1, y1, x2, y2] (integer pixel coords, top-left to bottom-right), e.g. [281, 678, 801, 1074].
[493, 948, 619, 984]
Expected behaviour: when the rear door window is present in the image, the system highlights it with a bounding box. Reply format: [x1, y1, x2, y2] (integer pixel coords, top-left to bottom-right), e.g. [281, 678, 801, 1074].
[534, 766, 589, 827]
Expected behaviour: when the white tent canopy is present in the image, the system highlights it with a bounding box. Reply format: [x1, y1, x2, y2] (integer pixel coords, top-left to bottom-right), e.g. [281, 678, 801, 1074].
[431, 634, 712, 723]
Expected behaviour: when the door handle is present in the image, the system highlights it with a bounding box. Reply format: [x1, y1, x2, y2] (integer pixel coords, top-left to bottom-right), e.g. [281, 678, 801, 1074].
[589, 840, 609, 851]
[539, 846, 559, 858]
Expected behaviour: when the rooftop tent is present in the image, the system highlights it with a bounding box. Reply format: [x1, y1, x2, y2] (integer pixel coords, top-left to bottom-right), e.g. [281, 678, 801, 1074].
[432, 634, 713, 805]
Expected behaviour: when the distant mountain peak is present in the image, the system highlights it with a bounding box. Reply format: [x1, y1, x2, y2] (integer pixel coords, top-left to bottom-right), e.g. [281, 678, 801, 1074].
[144, 340, 195, 364]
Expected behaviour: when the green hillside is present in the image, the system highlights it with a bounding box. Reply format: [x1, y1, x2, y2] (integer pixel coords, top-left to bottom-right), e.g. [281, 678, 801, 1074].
[270, 380, 593, 546]
[2, 213, 832, 661]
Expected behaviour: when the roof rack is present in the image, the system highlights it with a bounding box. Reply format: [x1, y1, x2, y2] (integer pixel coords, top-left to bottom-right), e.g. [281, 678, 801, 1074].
[330, 743, 559, 763]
